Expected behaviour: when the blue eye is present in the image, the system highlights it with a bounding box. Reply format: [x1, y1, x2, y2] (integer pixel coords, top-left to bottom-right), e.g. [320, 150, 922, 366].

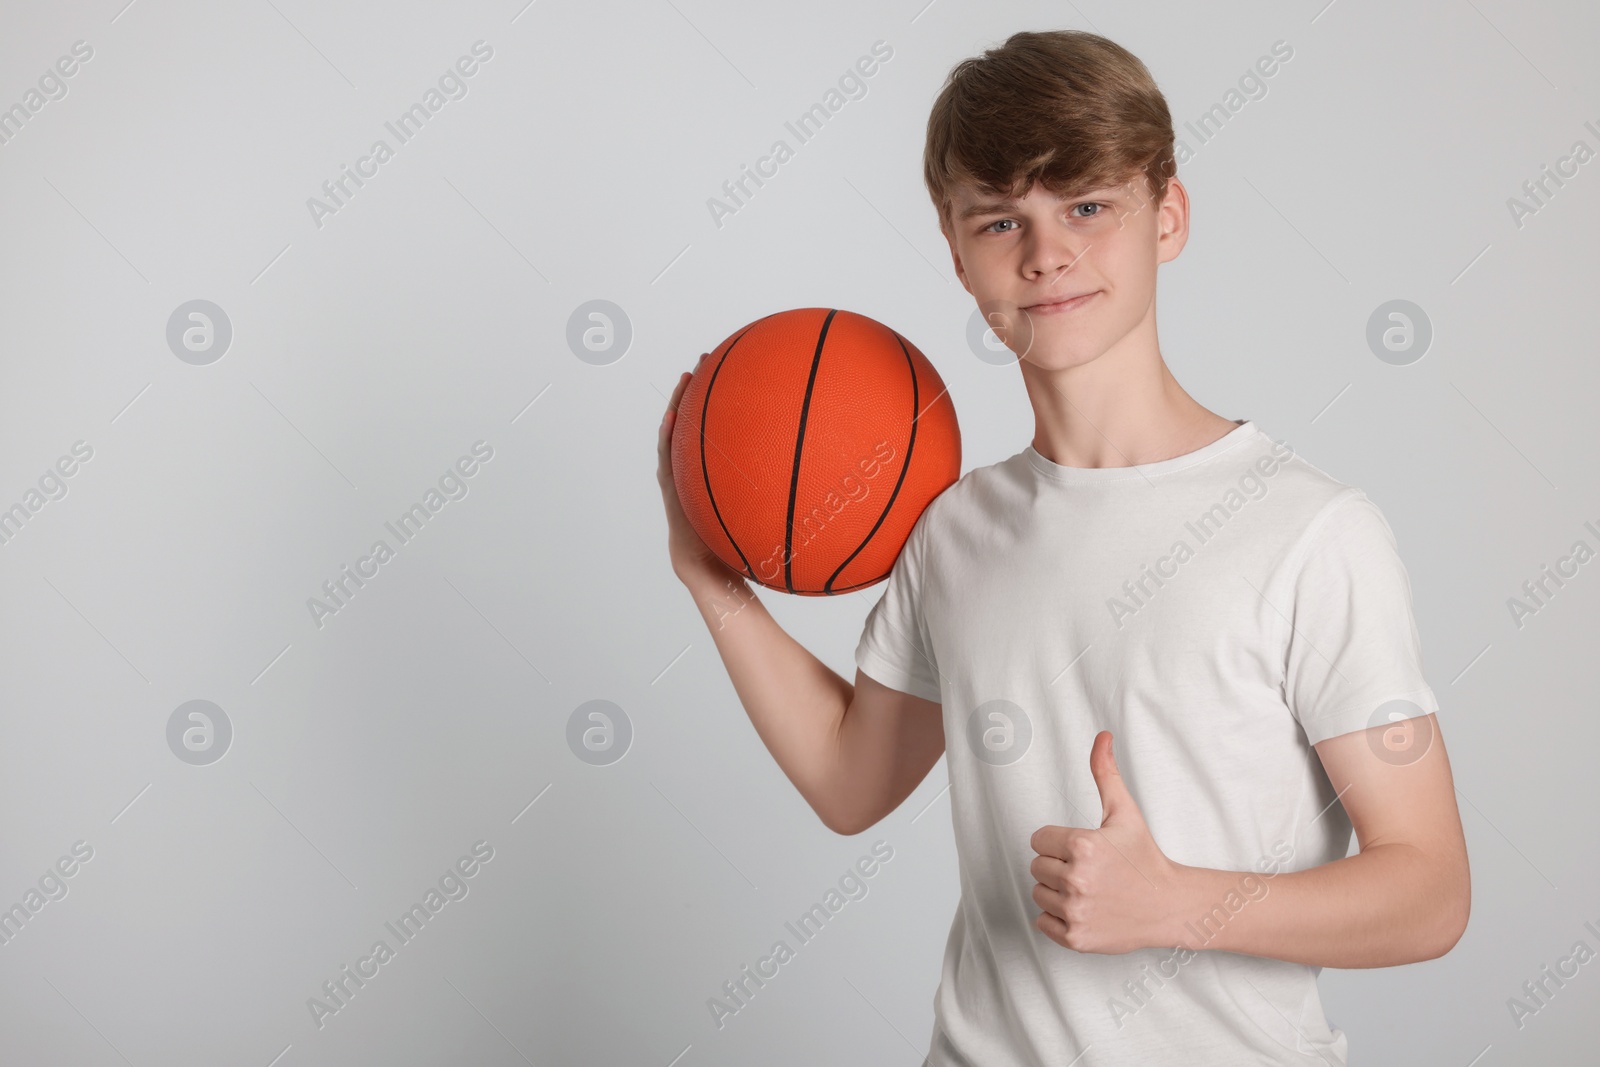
[983, 203, 1105, 233]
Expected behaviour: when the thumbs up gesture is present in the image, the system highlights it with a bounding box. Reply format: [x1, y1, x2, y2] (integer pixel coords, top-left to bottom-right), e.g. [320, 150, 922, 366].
[1029, 731, 1187, 955]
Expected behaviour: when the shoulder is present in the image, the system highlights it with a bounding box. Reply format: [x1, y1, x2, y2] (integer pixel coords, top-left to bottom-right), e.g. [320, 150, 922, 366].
[1246, 426, 1401, 567]
[904, 449, 1026, 539]
[1240, 425, 1355, 507]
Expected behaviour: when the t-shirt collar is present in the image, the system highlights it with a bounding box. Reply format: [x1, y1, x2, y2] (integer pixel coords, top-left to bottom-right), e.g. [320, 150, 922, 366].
[1023, 419, 1258, 484]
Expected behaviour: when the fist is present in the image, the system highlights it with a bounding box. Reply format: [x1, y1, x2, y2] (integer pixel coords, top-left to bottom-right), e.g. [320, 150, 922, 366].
[1029, 731, 1184, 955]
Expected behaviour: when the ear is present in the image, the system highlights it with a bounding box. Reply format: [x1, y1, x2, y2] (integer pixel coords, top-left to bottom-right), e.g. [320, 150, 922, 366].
[1155, 176, 1190, 264]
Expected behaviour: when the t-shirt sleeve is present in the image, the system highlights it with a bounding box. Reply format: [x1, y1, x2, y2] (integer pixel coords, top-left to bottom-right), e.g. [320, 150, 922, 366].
[1282, 489, 1439, 746]
[854, 514, 943, 704]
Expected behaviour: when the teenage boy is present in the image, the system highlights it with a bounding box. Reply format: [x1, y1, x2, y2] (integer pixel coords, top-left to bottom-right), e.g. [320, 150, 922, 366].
[655, 28, 1468, 1067]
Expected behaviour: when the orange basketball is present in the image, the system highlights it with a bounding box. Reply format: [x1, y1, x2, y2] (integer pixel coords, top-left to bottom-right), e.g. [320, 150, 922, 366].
[671, 307, 961, 595]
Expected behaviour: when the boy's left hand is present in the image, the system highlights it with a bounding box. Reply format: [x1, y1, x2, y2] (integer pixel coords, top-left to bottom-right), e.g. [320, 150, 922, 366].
[1029, 730, 1187, 954]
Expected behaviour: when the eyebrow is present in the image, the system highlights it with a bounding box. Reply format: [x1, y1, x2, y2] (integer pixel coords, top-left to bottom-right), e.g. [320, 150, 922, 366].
[956, 187, 1121, 222]
[956, 198, 1019, 221]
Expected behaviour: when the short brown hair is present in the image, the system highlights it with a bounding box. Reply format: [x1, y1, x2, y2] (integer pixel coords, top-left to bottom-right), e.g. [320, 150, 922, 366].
[923, 30, 1176, 235]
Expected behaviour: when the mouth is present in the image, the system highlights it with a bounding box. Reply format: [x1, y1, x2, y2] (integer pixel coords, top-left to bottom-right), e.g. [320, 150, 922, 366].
[1023, 291, 1100, 315]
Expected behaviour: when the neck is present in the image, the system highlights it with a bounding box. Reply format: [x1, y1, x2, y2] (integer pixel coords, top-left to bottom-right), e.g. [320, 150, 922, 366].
[1021, 324, 1236, 470]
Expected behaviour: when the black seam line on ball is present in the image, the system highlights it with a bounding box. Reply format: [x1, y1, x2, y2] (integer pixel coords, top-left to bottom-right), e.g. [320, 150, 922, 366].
[702, 322, 764, 582]
[823, 571, 891, 594]
[785, 308, 838, 594]
[826, 327, 920, 594]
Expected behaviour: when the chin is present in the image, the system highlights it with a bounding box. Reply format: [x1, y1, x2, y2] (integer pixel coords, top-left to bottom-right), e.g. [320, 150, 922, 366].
[1017, 336, 1105, 371]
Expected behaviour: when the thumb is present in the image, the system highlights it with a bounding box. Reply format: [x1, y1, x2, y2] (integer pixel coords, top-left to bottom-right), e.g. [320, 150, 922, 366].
[1091, 730, 1140, 827]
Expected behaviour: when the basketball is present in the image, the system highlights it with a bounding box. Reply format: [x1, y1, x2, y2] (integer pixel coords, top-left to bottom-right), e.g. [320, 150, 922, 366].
[671, 307, 961, 595]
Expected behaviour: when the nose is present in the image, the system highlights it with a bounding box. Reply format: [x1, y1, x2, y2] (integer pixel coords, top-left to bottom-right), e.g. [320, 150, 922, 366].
[1020, 226, 1086, 286]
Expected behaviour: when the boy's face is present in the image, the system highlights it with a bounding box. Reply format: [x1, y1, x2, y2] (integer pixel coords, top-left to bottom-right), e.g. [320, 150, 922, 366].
[942, 174, 1187, 369]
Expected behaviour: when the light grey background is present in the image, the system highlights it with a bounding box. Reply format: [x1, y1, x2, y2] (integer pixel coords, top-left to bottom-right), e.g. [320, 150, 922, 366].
[0, 0, 1596, 1064]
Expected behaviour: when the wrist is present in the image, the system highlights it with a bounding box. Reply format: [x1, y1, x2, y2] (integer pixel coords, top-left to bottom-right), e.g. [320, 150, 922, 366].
[680, 564, 756, 608]
[678, 560, 744, 592]
[1160, 861, 1207, 951]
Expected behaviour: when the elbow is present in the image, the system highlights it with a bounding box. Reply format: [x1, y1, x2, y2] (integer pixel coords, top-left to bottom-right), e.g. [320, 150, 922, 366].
[821, 811, 865, 837]
[1421, 869, 1472, 961]
[1384, 839, 1470, 962]
[1422, 911, 1467, 962]
[818, 803, 875, 837]
[1434, 893, 1471, 959]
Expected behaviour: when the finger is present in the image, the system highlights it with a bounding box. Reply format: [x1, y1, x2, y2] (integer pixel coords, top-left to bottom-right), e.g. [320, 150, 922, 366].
[658, 379, 688, 476]
[682, 351, 710, 386]
[1035, 910, 1069, 946]
[1029, 824, 1075, 860]
[660, 372, 691, 447]
[1031, 881, 1066, 918]
[1030, 854, 1070, 887]
[662, 354, 712, 451]
[1091, 730, 1140, 827]
[667, 370, 691, 412]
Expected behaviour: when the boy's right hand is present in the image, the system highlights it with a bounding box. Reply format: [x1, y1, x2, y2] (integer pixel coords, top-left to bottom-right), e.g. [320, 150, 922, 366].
[657, 354, 748, 589]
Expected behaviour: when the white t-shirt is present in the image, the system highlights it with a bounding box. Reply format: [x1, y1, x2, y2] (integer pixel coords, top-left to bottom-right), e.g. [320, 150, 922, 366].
[854, 419, 1438, 1066]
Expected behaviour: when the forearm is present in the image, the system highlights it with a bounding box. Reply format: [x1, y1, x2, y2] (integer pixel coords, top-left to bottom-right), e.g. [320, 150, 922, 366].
[1166, 843, 1463, 968]
[680, 569, 854, 827]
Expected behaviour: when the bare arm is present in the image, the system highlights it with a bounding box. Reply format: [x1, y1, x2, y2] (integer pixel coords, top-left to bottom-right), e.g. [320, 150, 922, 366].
[1167, 713, 1470, 966]
[658, 361, 944, 835]
[679, 570, 945, 834]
